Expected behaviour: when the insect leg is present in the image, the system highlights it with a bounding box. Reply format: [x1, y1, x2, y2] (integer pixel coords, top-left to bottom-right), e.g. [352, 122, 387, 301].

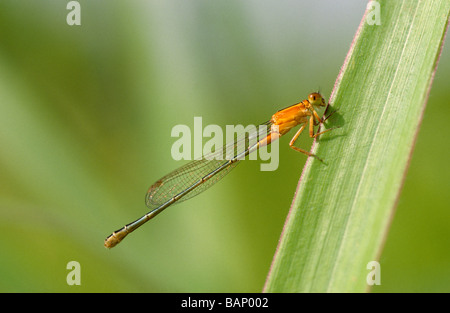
[289, 123, 324, 162]
[312, 111, 340, 138]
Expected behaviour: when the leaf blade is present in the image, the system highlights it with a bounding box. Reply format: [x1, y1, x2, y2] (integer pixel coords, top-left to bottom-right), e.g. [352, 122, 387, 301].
[264, 0, 450, 293]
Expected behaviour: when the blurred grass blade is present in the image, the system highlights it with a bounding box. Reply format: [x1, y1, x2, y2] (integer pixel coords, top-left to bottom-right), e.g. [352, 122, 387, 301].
[264, 1, 450, 292]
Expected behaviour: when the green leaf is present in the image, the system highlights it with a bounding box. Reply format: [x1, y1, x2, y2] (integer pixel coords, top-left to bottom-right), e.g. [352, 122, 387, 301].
[264, 0, 450, 292]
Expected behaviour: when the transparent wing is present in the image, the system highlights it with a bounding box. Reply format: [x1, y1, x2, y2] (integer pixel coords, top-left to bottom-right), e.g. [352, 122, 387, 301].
[145, 121, 272, 209]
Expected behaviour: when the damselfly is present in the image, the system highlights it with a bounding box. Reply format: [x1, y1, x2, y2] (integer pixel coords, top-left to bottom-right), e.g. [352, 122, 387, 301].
[104, 92, 336, 248]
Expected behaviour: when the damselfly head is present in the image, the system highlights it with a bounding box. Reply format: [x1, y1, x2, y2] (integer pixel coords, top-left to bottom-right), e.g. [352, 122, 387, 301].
[308, 92, 326, 108]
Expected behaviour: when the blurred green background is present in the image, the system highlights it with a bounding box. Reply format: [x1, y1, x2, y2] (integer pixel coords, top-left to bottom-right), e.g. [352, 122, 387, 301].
[0, 1, 448, 292]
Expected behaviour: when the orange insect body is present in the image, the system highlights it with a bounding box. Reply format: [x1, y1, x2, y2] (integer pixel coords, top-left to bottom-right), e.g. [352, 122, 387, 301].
[272, 92, 326, 134]
[272, 102, 310, 135]
[258, 92, 328, 149]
